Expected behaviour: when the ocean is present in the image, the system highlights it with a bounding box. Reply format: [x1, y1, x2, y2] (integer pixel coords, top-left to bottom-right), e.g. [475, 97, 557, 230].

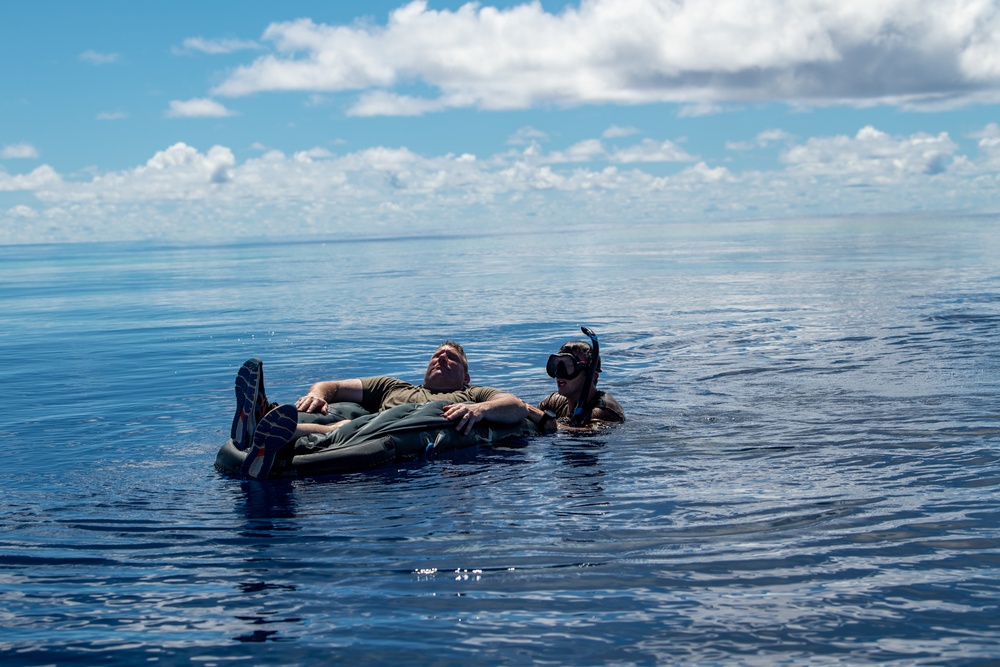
[1, 215, 998, 665]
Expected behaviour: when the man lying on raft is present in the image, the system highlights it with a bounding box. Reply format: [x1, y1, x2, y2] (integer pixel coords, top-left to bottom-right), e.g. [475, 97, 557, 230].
[523, 327, 625, 432]
[231, 341, 526, 479]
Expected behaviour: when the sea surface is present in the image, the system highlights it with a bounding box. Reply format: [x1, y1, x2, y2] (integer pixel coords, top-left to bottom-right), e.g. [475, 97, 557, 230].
[1, 215, 998, 665]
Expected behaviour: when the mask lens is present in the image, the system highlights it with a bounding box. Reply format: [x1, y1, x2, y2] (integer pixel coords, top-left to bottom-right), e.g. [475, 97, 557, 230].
[546, 354, 583, 379]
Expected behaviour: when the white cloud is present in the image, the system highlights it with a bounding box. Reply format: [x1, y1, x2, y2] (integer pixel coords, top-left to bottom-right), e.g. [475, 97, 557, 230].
[757, 129, 793, 146]
[138, 142, 237, 186]
[782, 126, 958, 181]
[209, 0, 1000, 114]
[677, 103, 726, 118]
[175, 37, 261, 55]
[348, 91, 450, 117]
[603, 125, 639, 139]
[3, 124, 998, 245]
[166, 98, 237, 118]
[678, 162, 735, 184]
[530, 136, 695, 163]
[0, 165, 61, 191]
[972, 123, 1000, 140]
[297, 147, 335, 161]
[610, 138, 695, 164]
[973, 122, 1000, 168]
[96, 111, 128, 121]
[7, 205, 38, 218]
[727, 129, 794, 151]
[546, 139, 607, 163]
[1, 143, 39, 159]
[79, 50, 120, 65]
[27, 143, 234, 204]
[305, 94, 331, 107]
[507, 126, 549, 146]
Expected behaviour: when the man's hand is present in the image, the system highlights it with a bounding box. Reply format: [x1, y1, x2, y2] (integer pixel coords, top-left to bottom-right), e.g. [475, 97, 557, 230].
[294, 379, 363, 414]
[442, 402, 489, 435]
[295, 394, 329, 414]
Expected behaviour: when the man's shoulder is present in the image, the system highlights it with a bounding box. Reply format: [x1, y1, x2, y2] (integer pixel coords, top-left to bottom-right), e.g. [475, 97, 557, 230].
[362, 375, 412, 389]
[466, 383, 499, 391]
[463, 384, 502, 401]
[596, 391, 625, 421]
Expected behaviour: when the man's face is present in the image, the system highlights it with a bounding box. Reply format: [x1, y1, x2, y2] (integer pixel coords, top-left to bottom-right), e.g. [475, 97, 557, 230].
[555, 352, 588, 398]
[423, 345, 470, 391]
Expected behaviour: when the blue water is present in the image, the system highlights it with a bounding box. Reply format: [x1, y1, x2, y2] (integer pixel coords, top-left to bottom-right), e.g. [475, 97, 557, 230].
[1, 216, 999, 665]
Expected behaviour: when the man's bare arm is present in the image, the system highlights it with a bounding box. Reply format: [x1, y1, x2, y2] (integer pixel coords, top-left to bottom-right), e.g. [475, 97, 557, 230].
[476, 392, 528, 424]
[442, 392, 527, 434]
[295, 378, 364, 414]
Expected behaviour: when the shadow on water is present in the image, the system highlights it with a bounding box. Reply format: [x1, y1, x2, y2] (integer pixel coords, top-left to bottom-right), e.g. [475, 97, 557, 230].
[228, 437, 542, 521]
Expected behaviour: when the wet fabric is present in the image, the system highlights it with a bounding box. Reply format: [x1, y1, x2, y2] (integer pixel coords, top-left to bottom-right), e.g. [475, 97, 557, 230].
[538, 391, 625, 424]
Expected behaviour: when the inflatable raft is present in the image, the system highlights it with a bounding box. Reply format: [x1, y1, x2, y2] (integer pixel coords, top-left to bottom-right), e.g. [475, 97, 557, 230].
[215, 400, 537, 479]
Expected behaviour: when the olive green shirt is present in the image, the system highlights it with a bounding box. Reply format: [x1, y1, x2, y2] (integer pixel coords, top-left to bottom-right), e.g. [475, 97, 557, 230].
[360, 376, 502, 413]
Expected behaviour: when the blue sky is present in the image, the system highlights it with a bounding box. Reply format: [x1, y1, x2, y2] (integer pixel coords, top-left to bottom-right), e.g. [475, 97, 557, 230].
[2, 0, 999, 244]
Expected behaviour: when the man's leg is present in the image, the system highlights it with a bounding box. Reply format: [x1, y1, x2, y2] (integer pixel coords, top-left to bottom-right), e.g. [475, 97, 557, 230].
[231, 358, 270, 451]
[241, 404, 298, 480]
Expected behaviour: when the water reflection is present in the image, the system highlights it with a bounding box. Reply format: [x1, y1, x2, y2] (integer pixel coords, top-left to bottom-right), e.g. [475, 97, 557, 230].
[235, 479, 298, 525]
[554, 435, 606, 470]
[226, 480, 306, 645]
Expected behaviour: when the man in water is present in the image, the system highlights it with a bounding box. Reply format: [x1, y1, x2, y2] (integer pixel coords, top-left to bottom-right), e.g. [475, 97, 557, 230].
[231, 341, 526, 479]
[523, 339, 625, 432]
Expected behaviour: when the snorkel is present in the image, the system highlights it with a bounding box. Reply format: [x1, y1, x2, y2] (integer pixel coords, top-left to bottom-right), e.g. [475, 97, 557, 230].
[570, 326, 601, 426]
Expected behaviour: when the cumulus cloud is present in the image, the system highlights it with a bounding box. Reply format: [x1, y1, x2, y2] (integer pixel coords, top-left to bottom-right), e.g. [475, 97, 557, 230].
[1, 143, 40, 159]
[209, 0, 1000, 114]
[972, 122, 1000, 168]
[0, 165, 61, 191]
[166, 98, 237, 118]
[115, 142, 237, 190]
[782, 126, 958, 181]
[523, 135, 694, 164]
[3, 124, 998, 244]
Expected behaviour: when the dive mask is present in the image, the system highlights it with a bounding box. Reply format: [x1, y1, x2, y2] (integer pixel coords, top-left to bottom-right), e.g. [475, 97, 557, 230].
[546, 353, 586, 380]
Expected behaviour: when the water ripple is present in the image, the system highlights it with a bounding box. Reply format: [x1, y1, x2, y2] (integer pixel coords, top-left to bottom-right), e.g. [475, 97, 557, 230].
[2, 220, 999, 664]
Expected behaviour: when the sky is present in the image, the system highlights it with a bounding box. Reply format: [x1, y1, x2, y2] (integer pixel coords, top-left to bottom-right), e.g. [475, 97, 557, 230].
[2, 0, 1000, 245]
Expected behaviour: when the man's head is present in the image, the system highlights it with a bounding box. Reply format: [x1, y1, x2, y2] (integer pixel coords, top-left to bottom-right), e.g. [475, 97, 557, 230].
[423, 341, 471, 391]
[559, 341, 594, 367]
[547, 340, 600, 398]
